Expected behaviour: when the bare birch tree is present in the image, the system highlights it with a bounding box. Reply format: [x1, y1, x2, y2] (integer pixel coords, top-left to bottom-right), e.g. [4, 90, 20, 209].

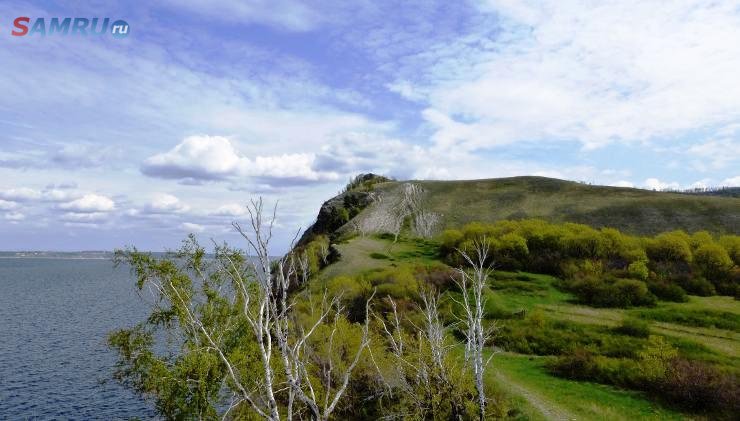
[376, 291, 469, 419]
[453, 238, 496, 421]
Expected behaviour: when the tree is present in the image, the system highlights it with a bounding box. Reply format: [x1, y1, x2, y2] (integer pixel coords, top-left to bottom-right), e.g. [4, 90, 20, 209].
[694, 243, 733, 282]
[110, 199, 374, 420]
[376, 293, 474, 419]
[453, 238, 496, 421]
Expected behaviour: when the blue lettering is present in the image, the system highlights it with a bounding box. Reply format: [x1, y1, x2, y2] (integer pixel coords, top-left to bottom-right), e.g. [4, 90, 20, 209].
[29, 18, 45, 37]
[49, 18, 71, 35]
[89, 18, 109, 36]
[71, 18, 89, 35]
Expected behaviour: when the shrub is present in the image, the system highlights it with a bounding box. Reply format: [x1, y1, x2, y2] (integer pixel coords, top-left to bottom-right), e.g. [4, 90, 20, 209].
[647, 281, 688, 302]
[570, 278, 656, 308]
[719, 235, 740, 265]
[646, 232, 692, 263]
[614, 318, 651, 338]
[627, 260, 649, 280]
[547, 348, 597, 380]
[677, 276, 716, 296]
[658, 358, 739, 414]
[694, 243, 734, 282]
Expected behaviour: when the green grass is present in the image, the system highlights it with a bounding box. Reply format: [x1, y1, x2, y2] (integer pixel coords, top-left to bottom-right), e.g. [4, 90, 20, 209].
[368, 176, 740, 235]
[632, 307, 740, 332]
[490, 353, 687, 421]
[320, 235, 440, 279]
[317, 233, 739, 418]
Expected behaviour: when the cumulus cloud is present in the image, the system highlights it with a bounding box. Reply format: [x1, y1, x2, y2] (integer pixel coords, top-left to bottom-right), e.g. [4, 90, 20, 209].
[611, 181, 634, 188]
[212, 204, 248, 217]
[0, 188, 42, 202]
[643, 178, 680, 191]
[142, 135, 339, 186]
[146, 193, 191, 214]
[180, 222, 205, 233]
[58, 194, 116, 213]
[0, 199, 18, 210]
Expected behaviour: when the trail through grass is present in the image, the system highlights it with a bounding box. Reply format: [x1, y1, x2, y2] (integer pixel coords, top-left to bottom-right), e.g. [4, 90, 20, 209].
[490, 354, 687, 421]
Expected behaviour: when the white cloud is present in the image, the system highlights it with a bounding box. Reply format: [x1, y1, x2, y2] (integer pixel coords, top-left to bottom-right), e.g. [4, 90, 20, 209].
[142, 136, 248, 181]
[611, 181, 634, 188]
[212, 204, 247, 217]
[0, 188, 42, 202]
[687, 138, 739, 171]
[142, 135, 340, 186]
[180, 222, 205, 233]
[0, 199, 18, 210]
[643, 178, 680, 191]
[60, 212, 108, 222]
[400, 1, 740, 151]
[146, 193, 190, 214]
[59, 194, 115, 213]
[721, 176, 740, 187]
[3, 212, 25, 221]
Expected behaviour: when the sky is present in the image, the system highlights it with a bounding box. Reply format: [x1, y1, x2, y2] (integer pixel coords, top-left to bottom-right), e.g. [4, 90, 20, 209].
[0, 0, 739, 252]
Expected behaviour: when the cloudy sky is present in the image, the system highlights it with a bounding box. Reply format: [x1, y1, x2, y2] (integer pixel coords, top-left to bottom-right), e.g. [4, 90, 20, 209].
[1, 0, 739, 252]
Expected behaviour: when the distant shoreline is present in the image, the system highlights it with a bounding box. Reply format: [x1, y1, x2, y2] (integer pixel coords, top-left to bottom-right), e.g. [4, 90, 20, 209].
[0, 256, 113, 260]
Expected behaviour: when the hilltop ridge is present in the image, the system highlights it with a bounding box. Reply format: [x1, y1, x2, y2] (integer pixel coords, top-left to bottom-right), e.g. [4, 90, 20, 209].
[303, 175, 739, 242]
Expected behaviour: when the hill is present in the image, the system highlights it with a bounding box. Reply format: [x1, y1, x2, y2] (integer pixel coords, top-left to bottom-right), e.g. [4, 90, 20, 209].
[299, 175, 740, 419]
[303, 175, 739, 242]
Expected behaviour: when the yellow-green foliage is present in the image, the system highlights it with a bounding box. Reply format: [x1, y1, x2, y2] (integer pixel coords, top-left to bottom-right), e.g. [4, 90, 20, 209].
[627, 260, 649, 280]
[719, 235, 740, 265]
[693, 243, 734, 280]
[646, 231, 692, 263]
[300, 235, 331, 278]
[365, 266, 420, 299]
[440, 219, 739, 300]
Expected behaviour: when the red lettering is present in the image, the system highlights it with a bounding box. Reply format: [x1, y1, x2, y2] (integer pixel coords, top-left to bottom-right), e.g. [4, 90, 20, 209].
[12, 17, 30, 36]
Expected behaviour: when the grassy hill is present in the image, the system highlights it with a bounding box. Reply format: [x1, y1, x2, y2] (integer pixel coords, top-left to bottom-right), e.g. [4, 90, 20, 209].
[298, 175, 740, 420]
[357, 176, 739, 236]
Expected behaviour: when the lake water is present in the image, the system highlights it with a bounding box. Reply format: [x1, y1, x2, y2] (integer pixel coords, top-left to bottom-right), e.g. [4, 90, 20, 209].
[0, 258, 156, 419]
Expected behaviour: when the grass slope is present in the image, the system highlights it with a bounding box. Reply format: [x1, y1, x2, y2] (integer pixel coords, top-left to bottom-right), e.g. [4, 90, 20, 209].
[367, 176, 740, 235]
[491, 354, 687, 421]
[316, 233, 739, 419]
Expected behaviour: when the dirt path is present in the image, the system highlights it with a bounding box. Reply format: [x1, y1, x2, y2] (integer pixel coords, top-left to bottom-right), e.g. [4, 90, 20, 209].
[494, 369, 577, 421]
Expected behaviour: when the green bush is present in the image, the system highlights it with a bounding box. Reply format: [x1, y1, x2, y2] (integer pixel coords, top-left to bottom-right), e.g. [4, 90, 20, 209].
[441, 219, 738, 301]
[694, 243, 733, 282]
[568, 277, 656, 308]
[677, 276, 716, 296]
[646, 232, 692, 263]
[627, 260, 649, 280]
[614, 318, 651, 338]
[647, 281, 688, 302]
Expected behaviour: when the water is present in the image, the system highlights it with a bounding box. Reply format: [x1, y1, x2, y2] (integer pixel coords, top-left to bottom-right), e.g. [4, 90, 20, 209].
[0, 258, 156, 420]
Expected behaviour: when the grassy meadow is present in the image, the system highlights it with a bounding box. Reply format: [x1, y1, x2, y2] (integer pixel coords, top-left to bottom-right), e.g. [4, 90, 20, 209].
[310, 224, 739, 419]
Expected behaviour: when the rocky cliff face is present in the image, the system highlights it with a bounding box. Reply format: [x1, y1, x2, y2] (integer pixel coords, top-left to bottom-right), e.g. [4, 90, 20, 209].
[297, 174, 391, 245]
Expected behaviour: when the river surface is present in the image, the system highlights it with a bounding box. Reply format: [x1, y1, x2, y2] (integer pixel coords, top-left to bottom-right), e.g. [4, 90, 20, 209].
[0, 257, 156, 419]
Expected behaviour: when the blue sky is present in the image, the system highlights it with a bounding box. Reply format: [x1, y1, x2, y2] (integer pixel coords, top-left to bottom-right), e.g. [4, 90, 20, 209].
[1, 0, 739, 252]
